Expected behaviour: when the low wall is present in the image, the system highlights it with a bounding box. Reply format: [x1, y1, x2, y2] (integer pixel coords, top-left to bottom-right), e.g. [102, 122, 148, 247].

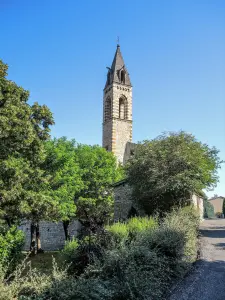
[19, 220, 81, 251]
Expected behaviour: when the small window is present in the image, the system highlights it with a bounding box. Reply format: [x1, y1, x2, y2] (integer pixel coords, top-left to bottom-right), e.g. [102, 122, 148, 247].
[119, 96, 128, 120]
[121, 70, 125, 84]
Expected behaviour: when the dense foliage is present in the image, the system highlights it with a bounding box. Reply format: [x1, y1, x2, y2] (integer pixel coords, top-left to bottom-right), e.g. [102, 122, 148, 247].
[0, 59, 55, 227]
[106, 216, 158, 246]
[126, 131, 222, 215]
[204, 199, 215, 218]
[0, 226, 24, 274]
[43, 138, 82, 239]
[75, 145, 122, 233]
[0, 207, 199, 300]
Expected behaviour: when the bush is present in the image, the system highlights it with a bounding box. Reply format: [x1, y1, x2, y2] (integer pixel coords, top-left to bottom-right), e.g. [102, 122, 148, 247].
[61, 236, 103, 276]
[61, 238, 79, 262]
[162, 206, 199, 263]
[0, 207, 200, 300]
[0, 226, 24, 274]
[0, 257, 68, 300]
[204, 199, 214, 218]
[105, 222, 129, 246]
[105, 216, 158, 248]
[80, 206, 199, 299]
[127, 216, 158, 239]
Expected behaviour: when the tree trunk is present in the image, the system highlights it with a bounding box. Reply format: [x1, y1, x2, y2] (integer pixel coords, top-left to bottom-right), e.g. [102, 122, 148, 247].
[30, 223, 36, 255]
[36, 222, 44, 253]
[63, 220, 71, 241]
[5, 216, 12, 228]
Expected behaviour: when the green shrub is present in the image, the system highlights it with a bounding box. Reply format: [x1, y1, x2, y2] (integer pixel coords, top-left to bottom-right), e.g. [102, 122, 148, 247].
[0, 257, 67, 300]
[105, 222, 129, 246]
[61, 236, 103, 276]
[61, 238, 79, 262]
[0, 226, 24, 274]
[105, 216, 158, 248]
[127, 216, 158, 239]
[204, 199, 214, 218]
[162, 206, 199, 263]
[0, 207, 199, 300]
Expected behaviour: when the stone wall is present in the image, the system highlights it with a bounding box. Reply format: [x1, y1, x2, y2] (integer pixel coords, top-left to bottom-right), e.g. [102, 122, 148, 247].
[114, 180, 133, 221]
[114, 180, 204, 221]
[114, 119, 132, 164]
[19, 220, 81, 251]
[191, 194, 204, 220]
[102, 83, 133, 164]
[114, 180, 145, 221]
[124, 142, 137, 164]
[18, 185, 204, 251]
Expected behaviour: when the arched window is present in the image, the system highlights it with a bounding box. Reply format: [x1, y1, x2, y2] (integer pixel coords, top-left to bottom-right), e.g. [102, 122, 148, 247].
[121, 70, 125, 84]
[105, 97, 111, 122]
[119, 98, 125, 119]
[119, 96, 128, 120]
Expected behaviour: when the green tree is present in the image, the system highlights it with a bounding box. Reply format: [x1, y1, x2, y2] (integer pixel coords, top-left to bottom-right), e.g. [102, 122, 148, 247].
[0, 60, 54, 252]
[44, 137, 83, 240]
[75, 145, 122, 233]
[126, 131, 223, 215]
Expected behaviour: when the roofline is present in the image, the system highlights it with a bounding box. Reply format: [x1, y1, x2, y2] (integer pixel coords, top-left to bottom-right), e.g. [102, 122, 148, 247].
[209, 196, 225, 201]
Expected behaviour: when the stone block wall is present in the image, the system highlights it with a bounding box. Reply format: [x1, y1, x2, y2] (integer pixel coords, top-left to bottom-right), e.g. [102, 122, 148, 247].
[103, 83, 133, 164]
[114, 180, 133, 221]
[114, 180, 204, 221]
[19, 220, 81, 251]
[114, 180, 145, 221]
[191, 194, 204, 220]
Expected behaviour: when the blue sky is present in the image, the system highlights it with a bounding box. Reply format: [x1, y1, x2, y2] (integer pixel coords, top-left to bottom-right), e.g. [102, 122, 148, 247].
[1, 0, 224, 197]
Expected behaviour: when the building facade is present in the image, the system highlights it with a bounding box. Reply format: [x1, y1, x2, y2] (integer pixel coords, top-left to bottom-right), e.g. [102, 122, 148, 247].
[209, 195, 225, 214]
[102, 45, 133, 164]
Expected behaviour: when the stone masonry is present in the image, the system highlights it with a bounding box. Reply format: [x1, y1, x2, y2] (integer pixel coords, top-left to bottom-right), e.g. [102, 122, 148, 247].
[103, 45, 133, 164]
[19, 220, 81, 251]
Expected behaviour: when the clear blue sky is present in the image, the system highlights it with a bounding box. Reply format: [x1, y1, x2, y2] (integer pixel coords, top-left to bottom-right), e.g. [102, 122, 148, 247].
[1, 0, 224, 197]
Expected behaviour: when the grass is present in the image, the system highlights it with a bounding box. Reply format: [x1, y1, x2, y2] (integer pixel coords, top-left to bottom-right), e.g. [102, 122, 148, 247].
[22, 251, 63, 275]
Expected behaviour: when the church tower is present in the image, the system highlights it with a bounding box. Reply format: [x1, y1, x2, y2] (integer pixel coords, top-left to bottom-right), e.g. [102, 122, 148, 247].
[102, 44, 133, 164]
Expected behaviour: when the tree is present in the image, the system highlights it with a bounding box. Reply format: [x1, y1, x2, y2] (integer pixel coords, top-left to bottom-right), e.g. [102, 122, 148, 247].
[74, 145, 122, 234]
[126, 131, 223, 215]
[44, 137, 83, 240]
[0, 60, 55, 253]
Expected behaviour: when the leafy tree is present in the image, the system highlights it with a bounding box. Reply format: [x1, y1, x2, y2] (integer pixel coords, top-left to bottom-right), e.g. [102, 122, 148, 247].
[44, 137, 83, 240]
[0, 60, 54, 252]
[75, 145, 122, 234]
[126, 131, 223, 215]
[204, 199, 215, 218]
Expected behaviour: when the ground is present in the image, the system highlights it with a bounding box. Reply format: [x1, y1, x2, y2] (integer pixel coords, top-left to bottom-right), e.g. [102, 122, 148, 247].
[23, 251, 62, 275]
[169, 218, 225, 300]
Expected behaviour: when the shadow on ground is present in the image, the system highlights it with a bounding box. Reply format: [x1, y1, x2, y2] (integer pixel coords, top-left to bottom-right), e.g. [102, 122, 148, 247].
[169, 219, 225, 300]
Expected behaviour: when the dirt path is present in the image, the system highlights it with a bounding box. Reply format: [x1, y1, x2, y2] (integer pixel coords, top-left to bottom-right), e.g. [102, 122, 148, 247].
[169, 219, 225, 300]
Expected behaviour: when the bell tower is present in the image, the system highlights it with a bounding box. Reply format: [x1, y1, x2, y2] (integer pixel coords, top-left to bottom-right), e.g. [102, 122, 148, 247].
[102, 44, 132, 164]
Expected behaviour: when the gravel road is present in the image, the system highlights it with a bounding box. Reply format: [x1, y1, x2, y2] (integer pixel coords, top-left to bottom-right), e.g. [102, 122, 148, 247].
[169, 219, 225, 300]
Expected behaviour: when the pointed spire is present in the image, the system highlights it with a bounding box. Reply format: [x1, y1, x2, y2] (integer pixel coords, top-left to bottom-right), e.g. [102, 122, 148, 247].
[105, 45, 131, 88]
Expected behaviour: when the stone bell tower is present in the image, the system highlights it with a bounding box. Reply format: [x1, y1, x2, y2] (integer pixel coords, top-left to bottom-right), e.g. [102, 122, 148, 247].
[102, 44, 133, 164]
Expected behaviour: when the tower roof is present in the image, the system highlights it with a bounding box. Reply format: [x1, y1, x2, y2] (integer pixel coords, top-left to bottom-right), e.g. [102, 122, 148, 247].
[105, 45, 131, 88]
